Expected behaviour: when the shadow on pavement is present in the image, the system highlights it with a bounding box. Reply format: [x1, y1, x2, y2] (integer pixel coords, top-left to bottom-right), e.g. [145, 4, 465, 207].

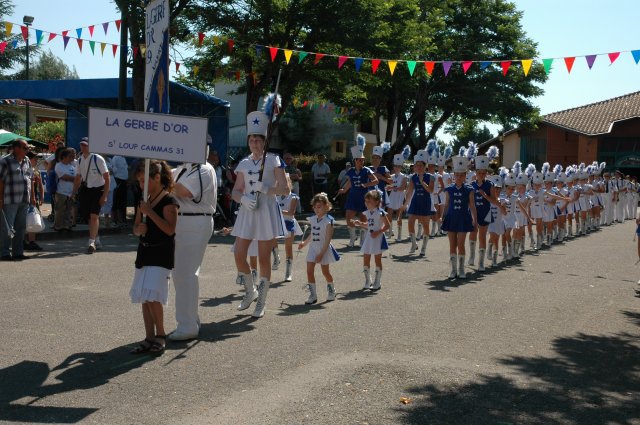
[200, 293, 242, 308]
[277, 302, 326, 316]
[339, 289, 378, 301]
[0, 345, 156, 423]
[398, 311, 640, 424]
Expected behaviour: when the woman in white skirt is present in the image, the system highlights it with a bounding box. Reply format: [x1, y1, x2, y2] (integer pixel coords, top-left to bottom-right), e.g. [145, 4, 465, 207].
[231, 110, 290, 318]
[354, 190, 390, 291]
[129, 160, 179, 355]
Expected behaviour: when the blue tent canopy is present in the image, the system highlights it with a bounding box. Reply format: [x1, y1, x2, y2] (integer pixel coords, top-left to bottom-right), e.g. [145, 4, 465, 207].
[0, 78, 230, 163]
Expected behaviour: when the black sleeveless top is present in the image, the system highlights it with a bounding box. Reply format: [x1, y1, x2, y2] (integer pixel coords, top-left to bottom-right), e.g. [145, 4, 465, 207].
[135, 194, 179, 269]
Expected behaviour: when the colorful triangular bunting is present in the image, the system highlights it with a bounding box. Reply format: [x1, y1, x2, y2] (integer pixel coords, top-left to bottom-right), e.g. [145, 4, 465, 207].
[480, 61, 491, 70]
[115, 19, 121, 32]
[88, 25, 94, 37]
[314, 53, 325, 65]
[0, 41, 6, 54]
[462, 61, 472, 74]
[442, 61, 452, 76]
[585, 54, 597, 69]
[388, 60, 397, 75]
[100, 42, 106, 56]
[63, 36, 70, 50]
[284, 49, 293, 64]
[5, 22, 12, 38]
[608, 52, 620, 64]
[227, 39, 234, 54]
[48, 33, 57, 42]
[35, 29, 43, 45]
[255, 45, 263, 57]
[407, 60, 416, 76]
[338, 55, 348, 69]
[298, 51, 308, 63]
[632, 50, 640, 64]
[371, 59, 381, 74]
[542, 58, 553, 74]
[89, 40, 95, 54]
[501, 61, 511, 76]
[564, 57, 575, 73]
[198, 32, 204, 46]
[521, 59, 532, 76]
[424, 61, 434, 75]
[20, 25, 28, 41]
[112, 44, 118, 57]
[102, 22, 109, 35]
[76, 38, 82, 52]
[269, 46, 278, 62]
[76, 28, 82, 39]
[354, 57, 363, 72]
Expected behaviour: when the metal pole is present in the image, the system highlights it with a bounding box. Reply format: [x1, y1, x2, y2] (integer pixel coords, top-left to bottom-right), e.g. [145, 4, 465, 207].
[25, 23, 30, 137]
[117, 9, 128, 110]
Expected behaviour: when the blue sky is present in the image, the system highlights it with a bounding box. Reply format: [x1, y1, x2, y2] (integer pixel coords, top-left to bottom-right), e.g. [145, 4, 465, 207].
[6, 0, 640, 116]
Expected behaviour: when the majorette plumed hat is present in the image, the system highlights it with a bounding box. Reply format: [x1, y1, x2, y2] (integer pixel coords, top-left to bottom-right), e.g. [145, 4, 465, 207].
[452, 156, 469, 173]
[515, 173, 529, 185]
[414, 150, 428, 164]
[475, 155, 490, 170]
[556, 173, 566, 183]
[247, 111, 269, 137]
[372, 146, 384, 157]
[531, 171, 544, 185]
[543, 173, 554, 183]
[427, 153, 438, 165]
[504, 172, 516, 186]
[393, 154, 404, 166]
[489, 174, 503, 188]
[437, 146, 453, 167]
[351, 145, 365, 159]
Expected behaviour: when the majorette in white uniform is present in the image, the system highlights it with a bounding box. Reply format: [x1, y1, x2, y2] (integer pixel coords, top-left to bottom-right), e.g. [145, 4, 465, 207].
[169, 159, 217, 340]
[277, 193, 303, 237]
[306, 214, 341, 264]
[360, 207, 390, 255]
[388, 166, 407, 210]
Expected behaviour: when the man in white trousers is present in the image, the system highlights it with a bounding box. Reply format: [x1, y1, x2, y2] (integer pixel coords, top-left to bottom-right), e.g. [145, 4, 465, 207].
[168, 155, 217, 341]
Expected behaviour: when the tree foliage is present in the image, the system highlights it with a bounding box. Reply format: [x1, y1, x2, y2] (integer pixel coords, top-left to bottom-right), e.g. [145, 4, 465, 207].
[0, 0, 30, 80]
[29, 120, 65, 151]
[13, 50, 79, 80]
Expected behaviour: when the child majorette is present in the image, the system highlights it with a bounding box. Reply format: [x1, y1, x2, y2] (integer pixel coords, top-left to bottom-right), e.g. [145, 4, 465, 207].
[426, 140, 446, 238]
[576, 163, 593, 236]
[502, 169, 518, 260]
[564, 166, 580, 237]
[336, 135, 379, 247]
[552, 165, 569, 242]
[277, 177, 304, 282]
[487, 171, 507, 267]
[387, 148, 410, 242]
[353, 190, 391, 290]
[370, 143, 393, 221]
[541, 163, 571, 247]
[297, 193, 340, 304]
[468, 145, 504, 271]
[436, 146, 453, 236]
[442, 155, 477, 278]
[402, 149, 435, 256]
[513, 167, 533, 257]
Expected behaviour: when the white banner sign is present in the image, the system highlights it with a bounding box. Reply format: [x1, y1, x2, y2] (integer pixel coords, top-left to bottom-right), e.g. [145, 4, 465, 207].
[88, 107, 208, 164]
[144, 0, 170, 113]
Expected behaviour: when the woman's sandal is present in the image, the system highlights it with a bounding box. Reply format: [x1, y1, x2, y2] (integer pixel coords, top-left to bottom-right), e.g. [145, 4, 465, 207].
[149, 335, 166, 354]
[130, 338, 154, 354]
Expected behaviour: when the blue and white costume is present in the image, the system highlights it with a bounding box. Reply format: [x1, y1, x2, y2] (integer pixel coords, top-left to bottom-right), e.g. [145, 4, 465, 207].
[407, 173, 435, 216]
[472, 179, 494, 226]
[387, 172, 407, 210]
[306, 214, 340, 265]
[441, 184, 474, 232]
[488, 196, 506, 235]
[360, 208, 389, 255]
[277, 193, 303, 236]
[344, 167, 375, 213]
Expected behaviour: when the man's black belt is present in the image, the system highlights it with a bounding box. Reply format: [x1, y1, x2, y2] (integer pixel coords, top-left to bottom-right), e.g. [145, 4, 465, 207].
[178, 212, 213, 216]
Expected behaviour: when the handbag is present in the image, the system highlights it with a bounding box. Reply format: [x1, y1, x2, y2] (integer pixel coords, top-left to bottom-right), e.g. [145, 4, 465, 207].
[26, 206, 45, 233]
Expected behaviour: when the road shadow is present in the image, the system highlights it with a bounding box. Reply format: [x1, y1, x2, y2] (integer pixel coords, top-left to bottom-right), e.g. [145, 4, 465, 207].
[398, 312, 640, 424]
[339, 289, 378, 301]
[200, 293, 242, 308]
[390, 253, 427, 263]
[426, 274, 480, 292]
[276, 301, 326, 316]
[0, 344, 156, 423]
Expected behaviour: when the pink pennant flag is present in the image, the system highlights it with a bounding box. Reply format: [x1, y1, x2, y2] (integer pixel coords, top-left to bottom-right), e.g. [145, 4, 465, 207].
[462, 61, 473, 74]
[112, 44, 118, 57]
[88, 25, 94, 37]
[269, 47, 278, 62]
[442, 61, 452, 76]
[564, 57, 575, 73]
[102, 22, 109, 35]
[48, 33, 57, 42]
[424, 61, 435, 75]
[608, 52, 620, 64]
[585, 54, 597, 69]
[76, 38, 83, 52]
[501, 61, 511, 76]
[20, 25, 28, 41]
[338, 55, 348, 69]
[198, 32, 204, 46]
[371, 59, 381, 74]
[0, 41, 7, 54]
[314, 53, 325, 65]
[115, 20, 121, 32]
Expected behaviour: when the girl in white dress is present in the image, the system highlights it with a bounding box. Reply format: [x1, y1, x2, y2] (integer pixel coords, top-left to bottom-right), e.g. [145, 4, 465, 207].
[386, 154, 408, 242]
[277, 177, 303, 282]
[298, 193, 340, 304]
[353, 190, 391, 291]
[487, 174, 507, 267]
[231, 111, 290, 318]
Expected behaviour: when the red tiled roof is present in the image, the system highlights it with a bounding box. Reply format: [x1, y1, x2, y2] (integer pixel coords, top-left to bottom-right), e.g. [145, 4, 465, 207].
[543, 91, 640, 136]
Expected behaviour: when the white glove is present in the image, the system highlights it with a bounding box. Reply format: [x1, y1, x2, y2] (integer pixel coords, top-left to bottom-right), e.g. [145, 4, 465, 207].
[240, 194, 257, 210]
[252, 181, 269, 194]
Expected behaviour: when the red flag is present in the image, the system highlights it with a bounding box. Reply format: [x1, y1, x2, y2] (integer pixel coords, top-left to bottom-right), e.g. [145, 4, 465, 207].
[314, 53, 325, 64]
[501, 61, 511, 76]
[62, 30, 69, 37]
[235, 71, 241, 81]
[424, 61, 435, 75]
[20, 25, 28, 41]
[338, 56, 348, 69]
[564, 56, 575, 73]
[371, 59, 381, 74]
[48, 33, 57, 42]
[133, 46, 139, 58]
[176, 62, 181, 72]
[198, 32, 204, 46]
[76, 38, 83, 52]
[115, 20, 121, 32]
[0, 41, 7, 54]
[608, 52, 620, 64]
[112, 44, 118, 57]
[269, 47, 278, 62]
[462, 61, 473, 74]
[227, 39, 234, 54]
[88, 25, 94, 37]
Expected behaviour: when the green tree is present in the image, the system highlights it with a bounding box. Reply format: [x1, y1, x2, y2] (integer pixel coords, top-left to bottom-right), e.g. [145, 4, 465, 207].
[0, 110, 20, 131]
[29, 120, 65, 151]
[447, 118, 494, 153]
[0, 1, 29, 80]
[13, 50, 79, 80]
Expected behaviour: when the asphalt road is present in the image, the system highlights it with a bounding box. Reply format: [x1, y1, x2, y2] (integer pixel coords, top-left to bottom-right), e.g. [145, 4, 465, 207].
[1, 215, 639, 425]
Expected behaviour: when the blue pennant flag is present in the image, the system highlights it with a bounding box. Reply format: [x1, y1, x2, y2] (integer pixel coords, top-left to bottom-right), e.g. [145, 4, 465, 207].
[632, 50, 640, 65]
[480, 61, 491, 70]
[355, 57, 363, 72]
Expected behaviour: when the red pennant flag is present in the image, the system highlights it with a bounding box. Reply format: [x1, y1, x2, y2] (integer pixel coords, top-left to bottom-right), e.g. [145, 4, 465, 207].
[76, 38, 83, 52]
[235, 71, 241, 81]
[269, 47, 278, 62]
[48, 33, 57, 42]
[62, 30, 69, 37]
[176, 62, 181, 72]
[20, 25, 28, 41]
[338, 55, 348, 69]
[198, 32, 205, 46]
[0, 41, 7, 54]
[462, 61, 473, 74]
[501, 61, 511, 76]
[564, 57, 575, 73]
[424, 61, 435, 75]
[371, 59, 381, 74]
[227, 39, 234, 53]
[88, 25, 94, 37]
[112, 44, 118, 57]
[115, 20, 121, 32]
[608, 52, 620, 64]
[314, 53, 325, 65]
[302, 101, 308, 108]
[133, 46, 139, 58]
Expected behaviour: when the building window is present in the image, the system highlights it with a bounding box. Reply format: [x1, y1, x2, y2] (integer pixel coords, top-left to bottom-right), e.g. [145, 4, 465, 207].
[335, 140, 344, 154]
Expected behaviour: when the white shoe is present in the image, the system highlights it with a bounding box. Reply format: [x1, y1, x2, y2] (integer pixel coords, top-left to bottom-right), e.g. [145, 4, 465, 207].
[167, 330, 198, 341]
[87, 242, 96, 254]
[272, 257, 280, 270]
[284, 258, 293, 282]
[371, 269, 382, 291]
[449, 255, 457, 279]
[458, 255, 466, 279]
[363, 267, 372, 290]
[305, 283, 318, 304]
[326, 284, 336, 301]
[252, 279, 270, 318]
[237, 274, 258, 311]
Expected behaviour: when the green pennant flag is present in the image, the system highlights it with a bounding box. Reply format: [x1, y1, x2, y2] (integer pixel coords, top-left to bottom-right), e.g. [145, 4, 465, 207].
[542, 58, 553, 74]
[298, 51, 308, 64]
[89, 40, 95, 55]
[406, 60, 416, 76]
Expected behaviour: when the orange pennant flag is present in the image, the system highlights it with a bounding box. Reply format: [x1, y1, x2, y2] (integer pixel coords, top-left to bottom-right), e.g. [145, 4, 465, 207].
[564, 57, 575, 73]
[521, 59, 533, 76]
[608, 52, 620, 64]
[424, 61, 435, 75]
[314, 53, 325, 65]
[284, 49, 293, 64]
[371, 59, 381, 74]
[501, 61, 511, 76]
[462, 61, 473, 74]
[100, 42, 106, 56]
[388, 60, 397, 75]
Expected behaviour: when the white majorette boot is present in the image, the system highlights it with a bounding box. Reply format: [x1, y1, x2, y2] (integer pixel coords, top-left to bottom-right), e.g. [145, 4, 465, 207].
[478, 248, 486, 271]
[284, 258, 293, 282]
[252, 278, 271, 318]
[487, 243, 493, 263]
[536, 233, 542, 250]
[458, 255, 466, 278]
[305, 283, 318, 305]
[429, 223, 436, 238]
[251, 269, 258, 285]
[468, 240, 476, 265]
[326, 283, 336, 301]
[546, 233, 552, 247]
[359, 228, 365, 246]
[568, 224, 573, 237]
[371, 268, 382, 291]
[529, 233, 535, 248]
[449, 255, 458, 279]
[416, 223, 423, 240]
[237, 273, 258, 311]
[513, 240, 521, 258]
[348, 227, 357, 247]
[419, 235, 428, 257]
[363, 266, 372, 290]
[272, 246, 280, 270]
[503, 244, 509, 261]
[492, 248, 499, 267]
[396, 224, 402, 242]
[235, 273, 243, 285]
[520, 239, 525, 255]
[409, 233, 418, 254]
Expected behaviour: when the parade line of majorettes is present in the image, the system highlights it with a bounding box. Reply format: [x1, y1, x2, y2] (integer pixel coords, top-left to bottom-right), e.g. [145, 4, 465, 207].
[228, 121, 639, 317]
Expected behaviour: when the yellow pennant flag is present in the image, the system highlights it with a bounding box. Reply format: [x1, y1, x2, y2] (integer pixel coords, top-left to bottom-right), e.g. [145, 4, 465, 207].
[140, 44, 147, 56]
[521, 59, 533, 76]
[388, 60, 397, 76]
[284, 49, 293, 64]
[213, 35, 220, 45]
[5, 22, 13, 37]
[100, 42, 106, 56]
[193, 65, 199, 76]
